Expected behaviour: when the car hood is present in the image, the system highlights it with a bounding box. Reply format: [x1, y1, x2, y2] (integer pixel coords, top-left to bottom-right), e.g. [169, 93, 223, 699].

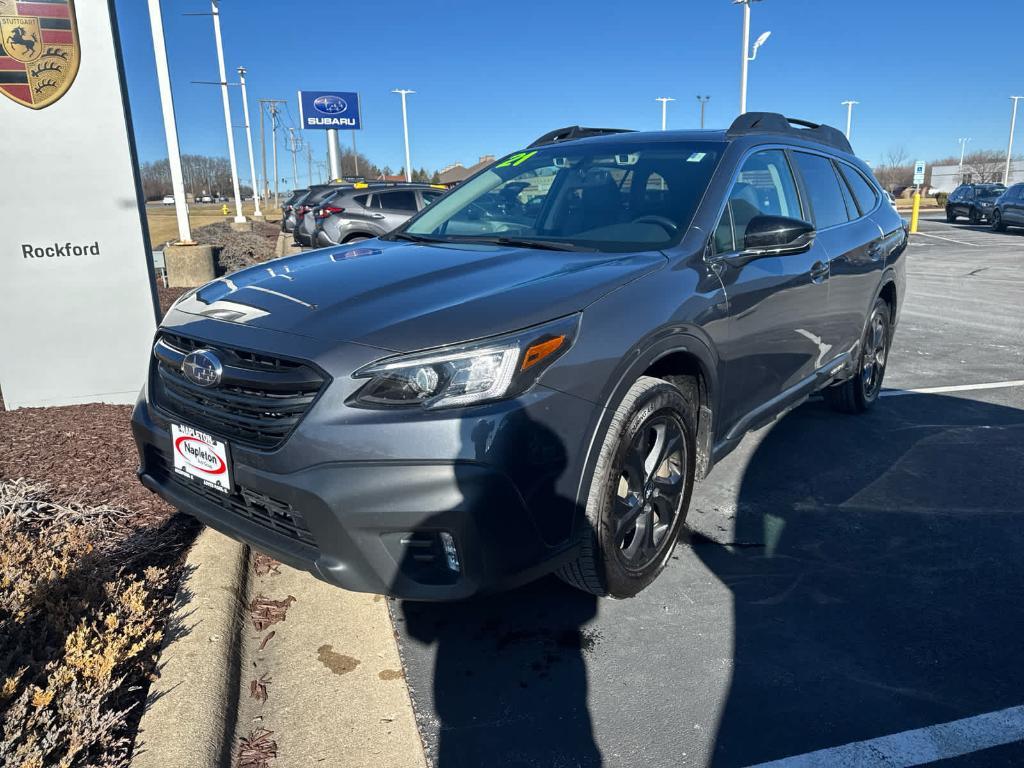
[172, 239, 666, 352]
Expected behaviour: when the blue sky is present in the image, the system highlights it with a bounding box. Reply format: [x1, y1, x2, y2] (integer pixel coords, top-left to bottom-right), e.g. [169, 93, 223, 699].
[116, 0, 1024, 185]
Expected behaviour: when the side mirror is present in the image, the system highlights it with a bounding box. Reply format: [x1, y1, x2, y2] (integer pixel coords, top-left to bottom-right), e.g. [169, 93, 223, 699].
[742, 215, 816, 256]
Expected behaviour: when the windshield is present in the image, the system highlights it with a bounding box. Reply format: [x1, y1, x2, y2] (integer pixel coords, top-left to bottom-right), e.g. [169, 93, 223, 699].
[394, 141, 725, 252]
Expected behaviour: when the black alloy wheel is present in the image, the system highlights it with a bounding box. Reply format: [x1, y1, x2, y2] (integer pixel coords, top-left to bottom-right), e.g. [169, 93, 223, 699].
[946, 207, 957, 222]
[860, 305, 889, 401]
[610, 413, 687, 570]
[558, 376, 696, 598]
[825, 297, 892, 414]
[969, 207, 982, 225]
[992, 209, 1006, 232]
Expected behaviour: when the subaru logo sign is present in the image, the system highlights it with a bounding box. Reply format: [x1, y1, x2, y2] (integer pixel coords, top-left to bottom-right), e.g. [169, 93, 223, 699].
[313, 95, 347, 114]
[298, 90, 361, 130]
[182, 349, 223, 388]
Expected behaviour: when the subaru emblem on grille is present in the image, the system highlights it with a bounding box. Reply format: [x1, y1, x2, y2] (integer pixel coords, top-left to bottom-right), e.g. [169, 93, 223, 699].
[181, 349, 223, 388]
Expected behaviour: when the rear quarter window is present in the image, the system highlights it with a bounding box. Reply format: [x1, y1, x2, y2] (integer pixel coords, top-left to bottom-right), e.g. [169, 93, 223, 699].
[838, 163, 879, 215]
[793, 152, 851, 229]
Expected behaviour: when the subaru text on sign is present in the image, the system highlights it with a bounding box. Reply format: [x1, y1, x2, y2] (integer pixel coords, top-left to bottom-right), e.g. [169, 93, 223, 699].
[298, 90, 361, 130]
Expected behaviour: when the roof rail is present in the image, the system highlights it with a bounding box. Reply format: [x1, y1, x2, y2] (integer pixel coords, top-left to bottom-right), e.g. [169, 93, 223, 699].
[528, 125, 633, 148]
[726, 112, 853, 154]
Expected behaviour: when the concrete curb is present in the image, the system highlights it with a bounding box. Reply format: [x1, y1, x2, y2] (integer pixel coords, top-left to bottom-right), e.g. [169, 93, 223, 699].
[132, 528, 250, 768]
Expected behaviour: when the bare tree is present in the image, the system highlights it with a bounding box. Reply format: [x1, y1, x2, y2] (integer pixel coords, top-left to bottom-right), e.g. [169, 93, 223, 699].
[962, 150, 1006, 184]
[875, 146, 912, 192]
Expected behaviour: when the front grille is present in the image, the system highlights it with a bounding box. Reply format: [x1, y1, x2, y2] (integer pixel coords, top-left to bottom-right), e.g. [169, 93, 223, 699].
[151, 332, 326, 450]
[147, 449, 317, 548]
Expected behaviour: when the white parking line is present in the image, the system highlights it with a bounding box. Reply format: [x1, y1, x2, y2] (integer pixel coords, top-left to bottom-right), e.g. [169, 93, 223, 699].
[913, 231, 982, 247]
[880, 380, 1024, 397]
[744, 704, 1024, 768]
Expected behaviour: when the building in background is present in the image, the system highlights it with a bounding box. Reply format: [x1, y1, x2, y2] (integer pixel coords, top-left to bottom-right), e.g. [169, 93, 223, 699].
[438, 155, 496, 186]
[930, 160, 1024, 193]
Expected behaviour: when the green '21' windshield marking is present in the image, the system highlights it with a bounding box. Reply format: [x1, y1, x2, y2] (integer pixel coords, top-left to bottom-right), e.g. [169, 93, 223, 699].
[495, 150, 537, 168]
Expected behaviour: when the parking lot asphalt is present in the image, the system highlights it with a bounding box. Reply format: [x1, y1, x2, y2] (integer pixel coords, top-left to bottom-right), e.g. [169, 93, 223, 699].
[391, 220, 1024, 767]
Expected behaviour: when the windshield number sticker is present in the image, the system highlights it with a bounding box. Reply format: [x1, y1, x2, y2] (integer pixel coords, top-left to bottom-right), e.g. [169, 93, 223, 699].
[496, 151, 537, 168]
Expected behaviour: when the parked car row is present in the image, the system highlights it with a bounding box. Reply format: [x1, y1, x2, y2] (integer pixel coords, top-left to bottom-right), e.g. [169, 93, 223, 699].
[945, 183, 1006, 225]
[286, 182, 448, 247]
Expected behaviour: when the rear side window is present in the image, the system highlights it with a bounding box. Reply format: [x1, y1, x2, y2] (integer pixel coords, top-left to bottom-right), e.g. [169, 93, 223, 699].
[352, 194, 369, 207]
[793, 152, 850, 229]
[839, 163, 878, 215]
[379, 191, 418, 212]
[714, 148, 803, 253]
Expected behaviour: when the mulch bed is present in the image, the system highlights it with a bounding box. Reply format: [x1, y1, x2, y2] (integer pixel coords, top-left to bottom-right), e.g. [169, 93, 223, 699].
[0, 285, 189, 525]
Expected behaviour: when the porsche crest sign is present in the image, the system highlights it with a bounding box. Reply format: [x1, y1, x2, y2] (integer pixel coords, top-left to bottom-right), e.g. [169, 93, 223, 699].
[0, 0, 79, 109]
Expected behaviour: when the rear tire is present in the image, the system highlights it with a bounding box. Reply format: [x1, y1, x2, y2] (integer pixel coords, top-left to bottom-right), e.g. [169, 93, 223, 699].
[558, 376, 696, 598]
[825, 298, 892, 414]
[969, 207, 981, 225]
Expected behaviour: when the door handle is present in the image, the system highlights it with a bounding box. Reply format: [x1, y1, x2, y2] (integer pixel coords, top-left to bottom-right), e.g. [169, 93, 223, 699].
[370, 213, 386, 219]
[809, 260, 829, 282]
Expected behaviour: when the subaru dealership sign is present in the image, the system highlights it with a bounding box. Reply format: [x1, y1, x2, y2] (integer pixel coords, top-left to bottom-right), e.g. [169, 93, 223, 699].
[298, 90, 361, 130]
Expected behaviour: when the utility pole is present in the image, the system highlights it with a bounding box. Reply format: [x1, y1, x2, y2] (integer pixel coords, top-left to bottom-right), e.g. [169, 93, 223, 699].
[697, 95, 710, 129]
[655, 97, 674, 131]
[841, 100, 859, 140]
[307, 144, 313, 188]
[210, 0, 244, 223]
[1005, 96, 1023, 185]
[734, 0, 769, 115]
[958, 137, 971, 184]
[237, 66, 261, 218]
[147, 0, 191, 242]
[288, 127, 299, 189]
[257, 99, 286, 207]
[393, 89, 415, 182]
[351, 131, 360, 177]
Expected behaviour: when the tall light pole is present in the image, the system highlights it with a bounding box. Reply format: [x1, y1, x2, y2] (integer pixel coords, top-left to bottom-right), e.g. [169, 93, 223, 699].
[958, 137, 971, 184]
[697, 95, 711, 129]
[841, 100, 859, 140]
[734, 0, 769, 115]
[147, 0, 191, 243]
[393, 89, 415, 182]
[1005, 96, 1023, 185]
[209, 1, 244, 223]
[237, 67, 261, 218]
[655, 97, 675, 131]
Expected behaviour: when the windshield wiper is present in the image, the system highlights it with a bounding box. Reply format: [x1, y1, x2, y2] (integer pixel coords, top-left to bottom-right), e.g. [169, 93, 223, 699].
[389, 231, 447, 244]
[458, 236, 586, 252]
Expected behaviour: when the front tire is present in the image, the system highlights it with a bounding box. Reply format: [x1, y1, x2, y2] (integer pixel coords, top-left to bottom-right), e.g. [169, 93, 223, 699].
[969, 207, 982, 225]
[825, 298, 892, 414]
[946, 207, 957, 223]
[992, 210, 1007, 232]
[558, 376, 695, 598]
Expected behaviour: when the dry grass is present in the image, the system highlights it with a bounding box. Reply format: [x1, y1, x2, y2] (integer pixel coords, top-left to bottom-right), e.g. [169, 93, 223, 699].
[0, 480, 196, 768]
[146, 202, 281, 249]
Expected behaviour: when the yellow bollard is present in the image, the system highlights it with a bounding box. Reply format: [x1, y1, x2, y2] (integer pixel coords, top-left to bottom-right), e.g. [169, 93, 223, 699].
[221, 203, 229, 216]
[909, 189, 921, 234]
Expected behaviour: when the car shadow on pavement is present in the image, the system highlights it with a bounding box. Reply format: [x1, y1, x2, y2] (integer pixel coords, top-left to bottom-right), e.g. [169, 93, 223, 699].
[696, 393, 1024, 767]
[393, 409, 603, 767]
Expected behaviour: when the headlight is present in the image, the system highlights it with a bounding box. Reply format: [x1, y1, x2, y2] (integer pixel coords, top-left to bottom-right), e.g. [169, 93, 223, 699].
[351, 314, 580, 409]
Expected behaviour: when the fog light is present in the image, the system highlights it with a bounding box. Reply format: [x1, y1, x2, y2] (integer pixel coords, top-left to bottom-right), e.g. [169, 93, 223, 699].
[439, 531, 461, 573]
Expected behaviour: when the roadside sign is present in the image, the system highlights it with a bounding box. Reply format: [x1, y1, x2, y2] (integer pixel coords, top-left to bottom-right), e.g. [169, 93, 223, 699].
[298, 90, 361, 130]
[914, 160, 926, 186]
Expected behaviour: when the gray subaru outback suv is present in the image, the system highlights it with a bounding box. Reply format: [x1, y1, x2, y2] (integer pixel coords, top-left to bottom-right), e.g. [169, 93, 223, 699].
[133, 113, 907, 601]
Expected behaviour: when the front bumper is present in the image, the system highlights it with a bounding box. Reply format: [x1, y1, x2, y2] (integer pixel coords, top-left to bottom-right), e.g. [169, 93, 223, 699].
[132, 325, 597, 600]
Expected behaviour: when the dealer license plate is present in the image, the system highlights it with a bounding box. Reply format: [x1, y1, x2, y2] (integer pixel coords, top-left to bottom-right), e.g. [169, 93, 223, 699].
[171, 423, 232, 494]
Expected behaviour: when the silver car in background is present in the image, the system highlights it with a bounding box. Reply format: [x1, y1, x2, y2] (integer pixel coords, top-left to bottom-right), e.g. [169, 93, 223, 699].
[316, 184, 446, 246]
